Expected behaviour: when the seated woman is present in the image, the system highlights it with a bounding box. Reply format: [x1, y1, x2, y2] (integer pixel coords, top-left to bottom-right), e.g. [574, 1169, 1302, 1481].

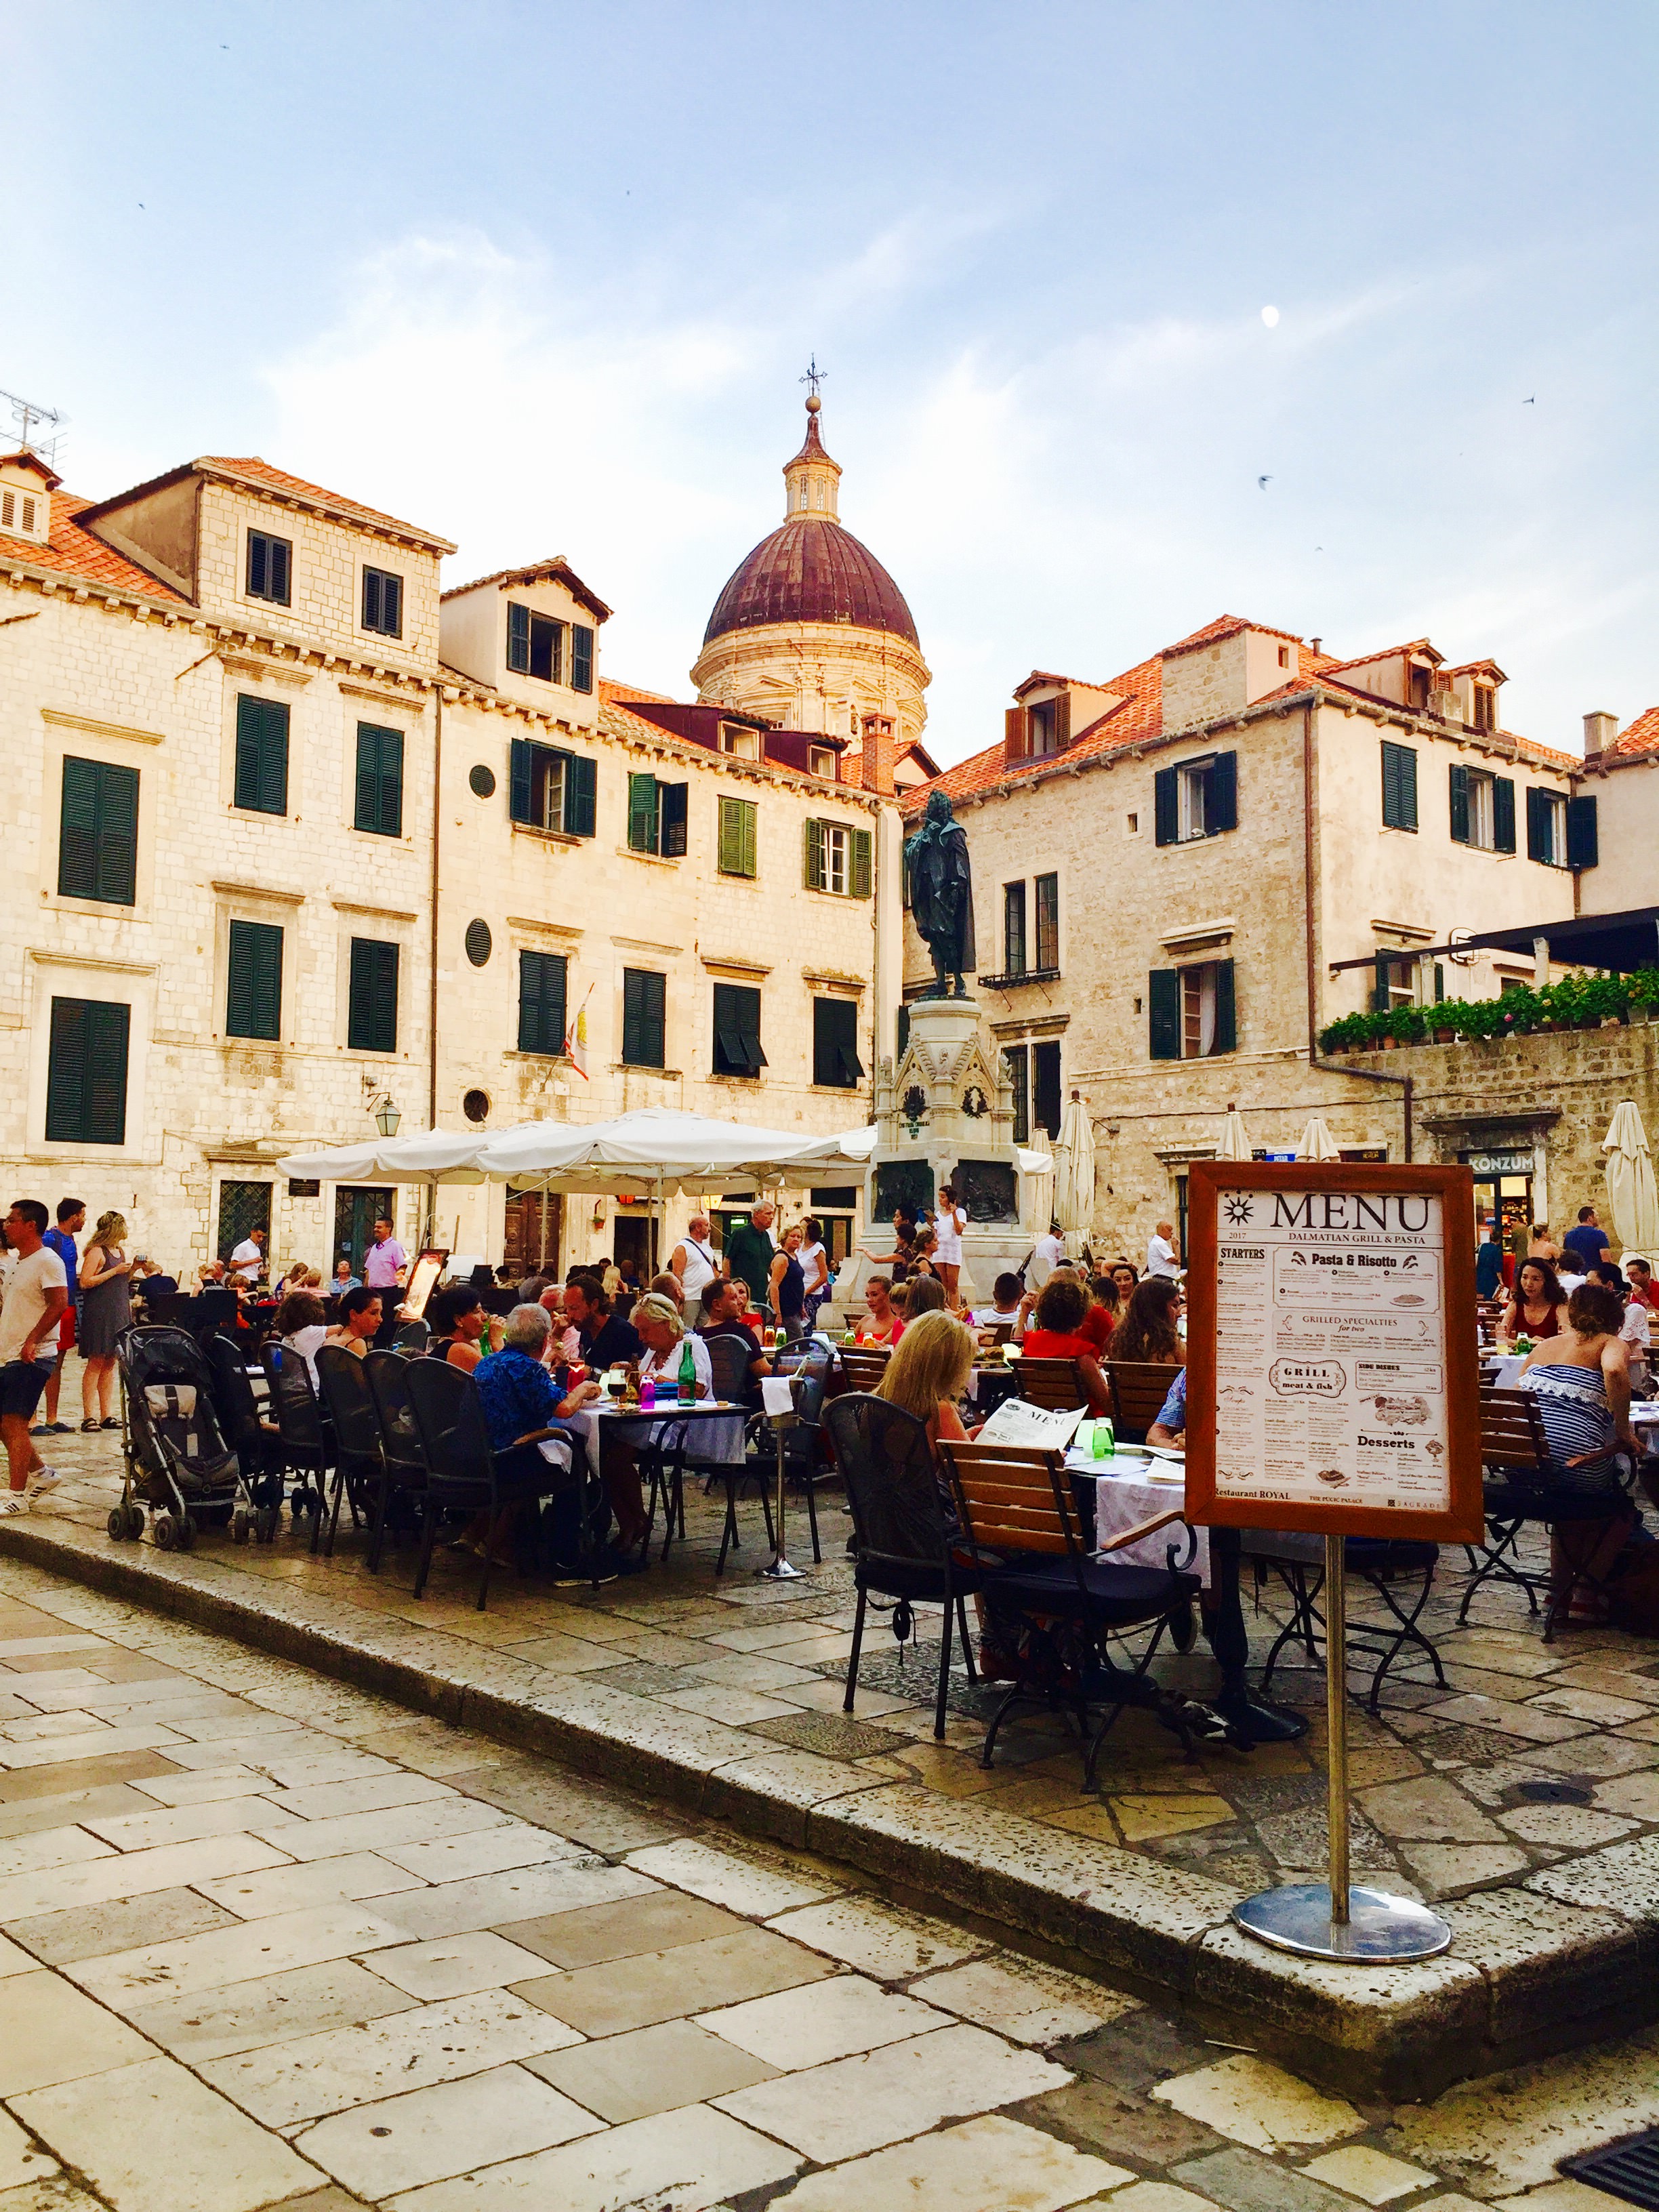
[905, 1275, 948, 1317]
[274, 1290, 329, 1385]
[426, 1284, 492, 1372]
[607, 1292, 745, 1551]
[1519, 1282, 1641, 1485]
[1504, 1258, 1568, 1347]
[1020, 1273, 1111, 1415]
[325, 1286, 382, 1359]
[474, 1305, 602, 1575]
[1078, 1273, 1119, 1353]
[874, 1308, 979, 1454]
[1110, 1277, 1185, 1368]
[854, 1275, 904, 1347]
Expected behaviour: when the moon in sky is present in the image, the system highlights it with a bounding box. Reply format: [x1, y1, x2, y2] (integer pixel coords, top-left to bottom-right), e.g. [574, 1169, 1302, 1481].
[1261, 305, 1280, 327]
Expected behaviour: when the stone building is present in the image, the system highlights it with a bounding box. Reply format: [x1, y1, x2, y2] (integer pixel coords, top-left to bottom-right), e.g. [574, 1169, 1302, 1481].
[0, 403, 913, 1280]
[1578, 704, 1659, 921]
[901, 615, 1616, 1258]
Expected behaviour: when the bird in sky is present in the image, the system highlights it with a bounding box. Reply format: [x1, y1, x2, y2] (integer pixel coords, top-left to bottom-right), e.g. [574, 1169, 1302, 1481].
[1258, 474, 1272, 489]
[1523, 396, 1535, 405]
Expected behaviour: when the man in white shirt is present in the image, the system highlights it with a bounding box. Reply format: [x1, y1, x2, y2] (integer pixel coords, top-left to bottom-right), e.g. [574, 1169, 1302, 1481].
[670, 1216, 724, 1321]
[1031, 1225, 1065, 1286]
[228, 1227, 266, 1284]
[1146, 1221, 1180, 1279]
[0, 1202, 68, 1511]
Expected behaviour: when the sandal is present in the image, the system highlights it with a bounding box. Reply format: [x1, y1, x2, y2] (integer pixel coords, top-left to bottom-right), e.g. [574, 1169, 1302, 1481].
[80, 1419, 100, 1433]
[99, 1418, 120, 1431]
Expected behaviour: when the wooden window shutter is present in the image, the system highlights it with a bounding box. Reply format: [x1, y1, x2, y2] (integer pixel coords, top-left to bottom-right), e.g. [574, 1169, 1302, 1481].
[1148, 969, 1181, 1059]
[562, 754, 596, 838]
[384, 572, 402, 636]
[804, 817, 825, 890]
[518, 950, 567, 1054]
[1435, 963, 1446, 1002]
[1525, 784, 1550, 863]
[1153, 766, 1179, 846]
[660, 783, 688, 858]
[226, 920, 283, 1040]
[46, 996, 129, 1145]
[1035, 873, 1059, 971]
[1212, 959, 1237, 1053]
[1052, 691, 1071, 750]
[1004, 882, 1027, 974]
[508, 738, 533, 824]
[718, 796, 755, 876]
[1209, 752, 1237, 833]
[740, 799, 756, 878]
[622, 969, 643, 1063]
[1567, 794, 1599, 872]
[628, 773, 659, 853]
[571, 625, 594, 692]
[850, 826, 873, 898]
[1033, 1040, 1062, 1137]
[1492, 776, 1516, 854]
[1372, 952, 1391, 1013]
[234, 695, 289, 815]
[355, 724, 403, 837]
[348, 939, 398, 1054]
[1004, 705, 1027, 761]
[1381, 739, 1418, 831]
[58, 756, 102, 900]
[507, 602, 530, 672]
[1448, 761, 1471, 844]
[59, 757, 136, 905]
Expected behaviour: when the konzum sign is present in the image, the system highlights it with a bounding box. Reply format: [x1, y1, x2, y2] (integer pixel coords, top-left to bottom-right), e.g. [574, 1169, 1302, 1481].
[1186, 1161, 1482, 1543]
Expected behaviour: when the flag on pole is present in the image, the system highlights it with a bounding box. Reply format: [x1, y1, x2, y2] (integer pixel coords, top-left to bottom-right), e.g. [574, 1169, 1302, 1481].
[565, 984, 592, 1081]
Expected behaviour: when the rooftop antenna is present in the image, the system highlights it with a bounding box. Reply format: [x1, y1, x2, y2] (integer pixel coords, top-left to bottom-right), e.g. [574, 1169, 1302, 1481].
[798, 355, 827, 403]
[1, 388, 67, 465]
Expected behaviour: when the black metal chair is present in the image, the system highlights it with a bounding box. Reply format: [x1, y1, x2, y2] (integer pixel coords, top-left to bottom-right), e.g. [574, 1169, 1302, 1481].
[259, 1344, 332, 1541]
[1460, 1387, 1638, 1639]
[1251, 1532, 1446, 1713]
[204, 1332, 285, 1536]
[823, 1393, 981, 1738]
[363, 1349, 430, 1574]
[940, 1437, 1204, 1786]
[693, 1332, 774, 1576]
[312, 1346, 382, 1560]
[760, 1346, 838, 1563]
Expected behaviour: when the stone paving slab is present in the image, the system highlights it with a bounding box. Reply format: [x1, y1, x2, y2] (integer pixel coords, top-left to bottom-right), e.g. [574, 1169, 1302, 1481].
[5, 1436, 1659, 2095]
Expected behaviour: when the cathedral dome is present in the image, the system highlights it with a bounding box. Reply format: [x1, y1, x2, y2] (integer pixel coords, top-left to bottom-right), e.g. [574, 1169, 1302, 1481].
[701, 399, 919, 649]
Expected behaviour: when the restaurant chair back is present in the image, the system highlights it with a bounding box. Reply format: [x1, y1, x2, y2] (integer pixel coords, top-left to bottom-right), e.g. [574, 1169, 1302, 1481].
[1012, 1355, 1090, 1412]
[837, 1346, 893, 1393]
[312, 1345, 382, 1560]
[1105, 1359, 1184, 1443]
[363, 1349, 429, 1575]
[258, 1342, 331, 1532]
[1462, 1385, 1637, 1640]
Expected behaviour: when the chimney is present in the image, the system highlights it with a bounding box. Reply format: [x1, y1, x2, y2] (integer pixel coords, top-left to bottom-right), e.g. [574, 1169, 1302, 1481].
[1309, 637, 1322, 655]
[1583, 710, 1618, 760]
[859, 712, 895, 796]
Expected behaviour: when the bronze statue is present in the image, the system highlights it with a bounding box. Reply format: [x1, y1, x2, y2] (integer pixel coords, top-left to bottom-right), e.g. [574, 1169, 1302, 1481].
[905, 790, 975, 998]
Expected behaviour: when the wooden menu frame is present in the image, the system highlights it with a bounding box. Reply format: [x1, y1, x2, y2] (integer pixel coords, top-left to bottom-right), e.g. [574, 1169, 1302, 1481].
[1185, 1162, 1483, 1543]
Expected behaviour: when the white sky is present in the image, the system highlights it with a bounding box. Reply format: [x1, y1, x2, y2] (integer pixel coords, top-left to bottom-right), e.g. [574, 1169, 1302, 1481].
[11, 1, 1658, 764]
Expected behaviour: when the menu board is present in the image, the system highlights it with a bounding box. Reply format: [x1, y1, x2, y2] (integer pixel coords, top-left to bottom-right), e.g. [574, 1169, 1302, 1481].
[1185, 1164, 1482, 1542]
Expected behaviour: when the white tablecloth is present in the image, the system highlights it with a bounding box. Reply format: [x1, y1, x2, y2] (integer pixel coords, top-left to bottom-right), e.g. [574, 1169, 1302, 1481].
[1073, 1450, 1210, 1587]
[1632, 1400, 1659, 1449]
[1486, 1354, 1527, 1389]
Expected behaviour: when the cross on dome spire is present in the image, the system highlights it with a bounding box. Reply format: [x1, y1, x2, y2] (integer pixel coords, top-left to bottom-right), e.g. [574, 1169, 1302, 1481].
[783, 375, 841, 523]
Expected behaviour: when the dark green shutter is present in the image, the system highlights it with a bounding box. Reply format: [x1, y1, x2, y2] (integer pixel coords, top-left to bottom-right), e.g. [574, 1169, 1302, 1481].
[1492, 775, 1516, 854]
[508, 602, 530, 672]
[226, 920, 283, 1040]
[571, 624, 594, 692]
[1448, 761, 1470, 844]
[1525, 784, 1551, 863]
[45, 996, 129, 1145]
[714, 983, 764, 1074]
[1382, 740, 1418, 830]
[562, 754, 596, 838]
[518, 950, 567, 1054]
[1212, 958, 1237, 1053]
[1567, 794, 1599, 870]
[1153, 766, 1178, 846]
[628, 773, 659, 853]
[718, 796, 755, 876]
[1209, 752, 1237, 832]
[234, 696, 289, 815]
[661, 783, 688, 858]
[509, 738, 533, 823]
[1149, 970, 1181, 1059]
[58, 756, 138, 905]
[804, 817, 825, 889]
[851, 826, 873, 898]
[354, 723, 403, 837]
[623, 969, 665, 1066]
[1033, 1040, 1062, 1136]
[1372, 952, 1391, 1013]
[1036, 872, 1059, 970]
[813, 998, 861, 1088]
[1004, 883, 1027, 974]
[348, 939, 399, 1053]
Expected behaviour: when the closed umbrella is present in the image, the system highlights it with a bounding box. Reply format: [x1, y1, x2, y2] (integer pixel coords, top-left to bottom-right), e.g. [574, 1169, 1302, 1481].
[1052, 1091, 1097, 1240]
[1602, 1101, 1659, 1254]
[1297, 1116, 1341, 1162]
[1216, 1103, 1253, 1162]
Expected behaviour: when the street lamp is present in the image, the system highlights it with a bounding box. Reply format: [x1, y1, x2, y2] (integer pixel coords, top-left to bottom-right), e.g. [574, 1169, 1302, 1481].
[371, 1094, 402, 1139]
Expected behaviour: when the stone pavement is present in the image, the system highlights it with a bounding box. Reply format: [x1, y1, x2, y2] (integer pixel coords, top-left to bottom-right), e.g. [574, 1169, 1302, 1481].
[0, 1551, 1652, 2212]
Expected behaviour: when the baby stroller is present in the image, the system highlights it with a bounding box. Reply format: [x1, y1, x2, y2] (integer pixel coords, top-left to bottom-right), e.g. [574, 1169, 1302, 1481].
[110, 1325, 279, 1551]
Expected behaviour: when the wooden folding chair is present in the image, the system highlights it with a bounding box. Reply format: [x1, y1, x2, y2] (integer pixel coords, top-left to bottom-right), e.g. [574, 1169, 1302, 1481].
[1462, 1386, 1637, 1639]
[1103, 1359, 1184, 1444]
[1010, 1355, 1090, 1412]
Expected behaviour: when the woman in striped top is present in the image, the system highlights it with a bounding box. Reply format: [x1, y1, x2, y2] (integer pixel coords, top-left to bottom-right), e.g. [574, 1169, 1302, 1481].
[1518, 1282, 1640, 1490]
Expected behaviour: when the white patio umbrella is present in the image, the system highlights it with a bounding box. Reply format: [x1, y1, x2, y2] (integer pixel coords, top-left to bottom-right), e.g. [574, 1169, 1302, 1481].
[1216, 1103, 1253, 1162]
[1602, 1101, 1659, 1254]
[1052, 1091, 1097, 1240]
[1296, 1115, 1342, 1162]
[472, 1107, 874, 1195]
[789, 1124, 1056, 1179]
[274, 1124, 522, 1185]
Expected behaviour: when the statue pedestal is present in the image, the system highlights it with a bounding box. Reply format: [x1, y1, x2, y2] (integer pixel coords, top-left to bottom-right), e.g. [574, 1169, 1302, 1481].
[826, 992, 1052, 1326]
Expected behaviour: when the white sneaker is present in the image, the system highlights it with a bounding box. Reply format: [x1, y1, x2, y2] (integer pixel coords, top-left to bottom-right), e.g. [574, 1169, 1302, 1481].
[26, 1469, 60, 1496]
[0, 1494, 30, 1515]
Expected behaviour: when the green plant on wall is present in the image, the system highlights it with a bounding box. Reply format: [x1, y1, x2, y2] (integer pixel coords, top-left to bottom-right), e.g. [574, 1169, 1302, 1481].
[1317, 967, 1658, 1054]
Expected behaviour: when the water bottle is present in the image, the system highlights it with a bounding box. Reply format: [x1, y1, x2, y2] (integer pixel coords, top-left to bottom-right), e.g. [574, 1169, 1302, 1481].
[1092, 1418, 1114, 1460]
[639, 1374, 656, 1412]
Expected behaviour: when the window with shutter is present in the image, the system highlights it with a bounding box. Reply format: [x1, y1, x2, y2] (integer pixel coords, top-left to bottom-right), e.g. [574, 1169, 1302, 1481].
[1153, 766, 1178, 846]
[571, 625, 594, 693]
[1004, 705, 1027, 760]
[1526, 785, 1551, 863]
[812, 998, 863, 1088]
[361, 567, 403, 638]
[621, 969, 666, 1067]
[713, 983, 765, 1076]
[1207, 752, 1237, 833]
[660, 783, 688, 859]
[354, 723, 404, 837]
[1567, 794, 1599, 871]
[226, 920, 283, 1040]
[1212, 958, 1237, 1054]
[1148, 969, 1181, 1059]
[347, 938, 399, 1054]
[506, 606, 562, 682]
[562, 754, 596, 838]
[1004, 883, 1027, 975]
[1381, 739, 1418, 830]
[1449, 761, 1471, 844]
[517, 950, 568, 1056]
[804, 817, 826, 891]
[1003, 1046, 1030, 1144]
[58, 756, 138, 905]
[1492, 775, 1516, 854]
[234, 695, 289, 816]
[850, 825, 872, 898]
[45, 996, 129, 1145]
[718, 797, 757, 878]
[246, 530, 291, 606]
[507, 602, 531, 674]
[628, 773, 660, 853]
[1035, 873, 1059, 971]
[1033, 1040, 1062, 1138]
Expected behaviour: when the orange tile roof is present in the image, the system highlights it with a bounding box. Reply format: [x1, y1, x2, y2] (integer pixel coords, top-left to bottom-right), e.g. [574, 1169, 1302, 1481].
[1609, 706, 1659, 758]
[1163, 612, 1307, 656]
[193, 457, 455, 551]
[0, 487, 187, 602]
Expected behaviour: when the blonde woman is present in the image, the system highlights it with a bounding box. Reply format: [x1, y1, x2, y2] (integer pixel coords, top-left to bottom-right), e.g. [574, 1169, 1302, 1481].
[78, 1211, 134, 1429]
[875, 1309, 978, 1454]
[768, 1223, 808, 1341]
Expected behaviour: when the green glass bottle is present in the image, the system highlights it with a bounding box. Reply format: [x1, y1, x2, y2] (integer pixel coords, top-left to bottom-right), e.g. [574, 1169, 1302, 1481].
[678, 1336, 698, 1405]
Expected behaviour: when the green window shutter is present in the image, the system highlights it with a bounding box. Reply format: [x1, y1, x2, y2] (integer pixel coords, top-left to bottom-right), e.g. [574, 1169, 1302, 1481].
[813, 998, 861, 1088]
[97, 761, 139, 903]
[1003, 1046, 1030, 1144]
[1567, 794, 1599, 871]
[234, 695, 289, 815]
[58, 756, 101, 899]
[571, 624, 594, 693]
[660, 782, 688, 858]
[622, 969, 665, 1066]
[1033, 1040, 1062, 1137]
[45, 996, 129, 1145]
[518, 950, 567, 1054]
[741, 800, 757, 878]
[354, 723, 403, 837]
[1208, 752, 1237, 833]
[1148, 969, 1181, 1059]
[507, 602, 530, 673]
[1212, 958, 1237, 1054]
[1525, 784, 1550, 863]
[58, 756, 138, 905]
[1382, 740, 1419, 830]
[718, 796, 753, 876]
[1448, 761, 1470, 844]
[348, 938, 399, 1053]
[851, 826, 873, 898]
[1492, 775, 1516, 854]
[1035, 872, 1059, 970]
[1004, 882, 1027, 974]
[226, 920, 283, 1040]
[1153, 766, 1178, 846]
[1435, 963, 1446, 1003]
[508, 738, 533, 824]
[804, 817, 825, 890]
[1372, 952, 1391, 1013]
[628, 773, 659, 853]
[1398, 741, 1418, 828]
[562, 753, 596, 837]
[713, 983, 764, 1075]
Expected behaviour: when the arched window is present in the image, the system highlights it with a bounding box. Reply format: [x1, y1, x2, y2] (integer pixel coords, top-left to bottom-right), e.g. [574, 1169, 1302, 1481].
[798, 483, 810, 510]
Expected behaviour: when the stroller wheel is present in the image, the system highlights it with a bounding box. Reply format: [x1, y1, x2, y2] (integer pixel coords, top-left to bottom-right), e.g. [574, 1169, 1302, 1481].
[154, 1512, 178, 1551]
[255, 1506, 279, 1544]
[107, 1504, 135, 1542]
[230, 1509, 251, 1546]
